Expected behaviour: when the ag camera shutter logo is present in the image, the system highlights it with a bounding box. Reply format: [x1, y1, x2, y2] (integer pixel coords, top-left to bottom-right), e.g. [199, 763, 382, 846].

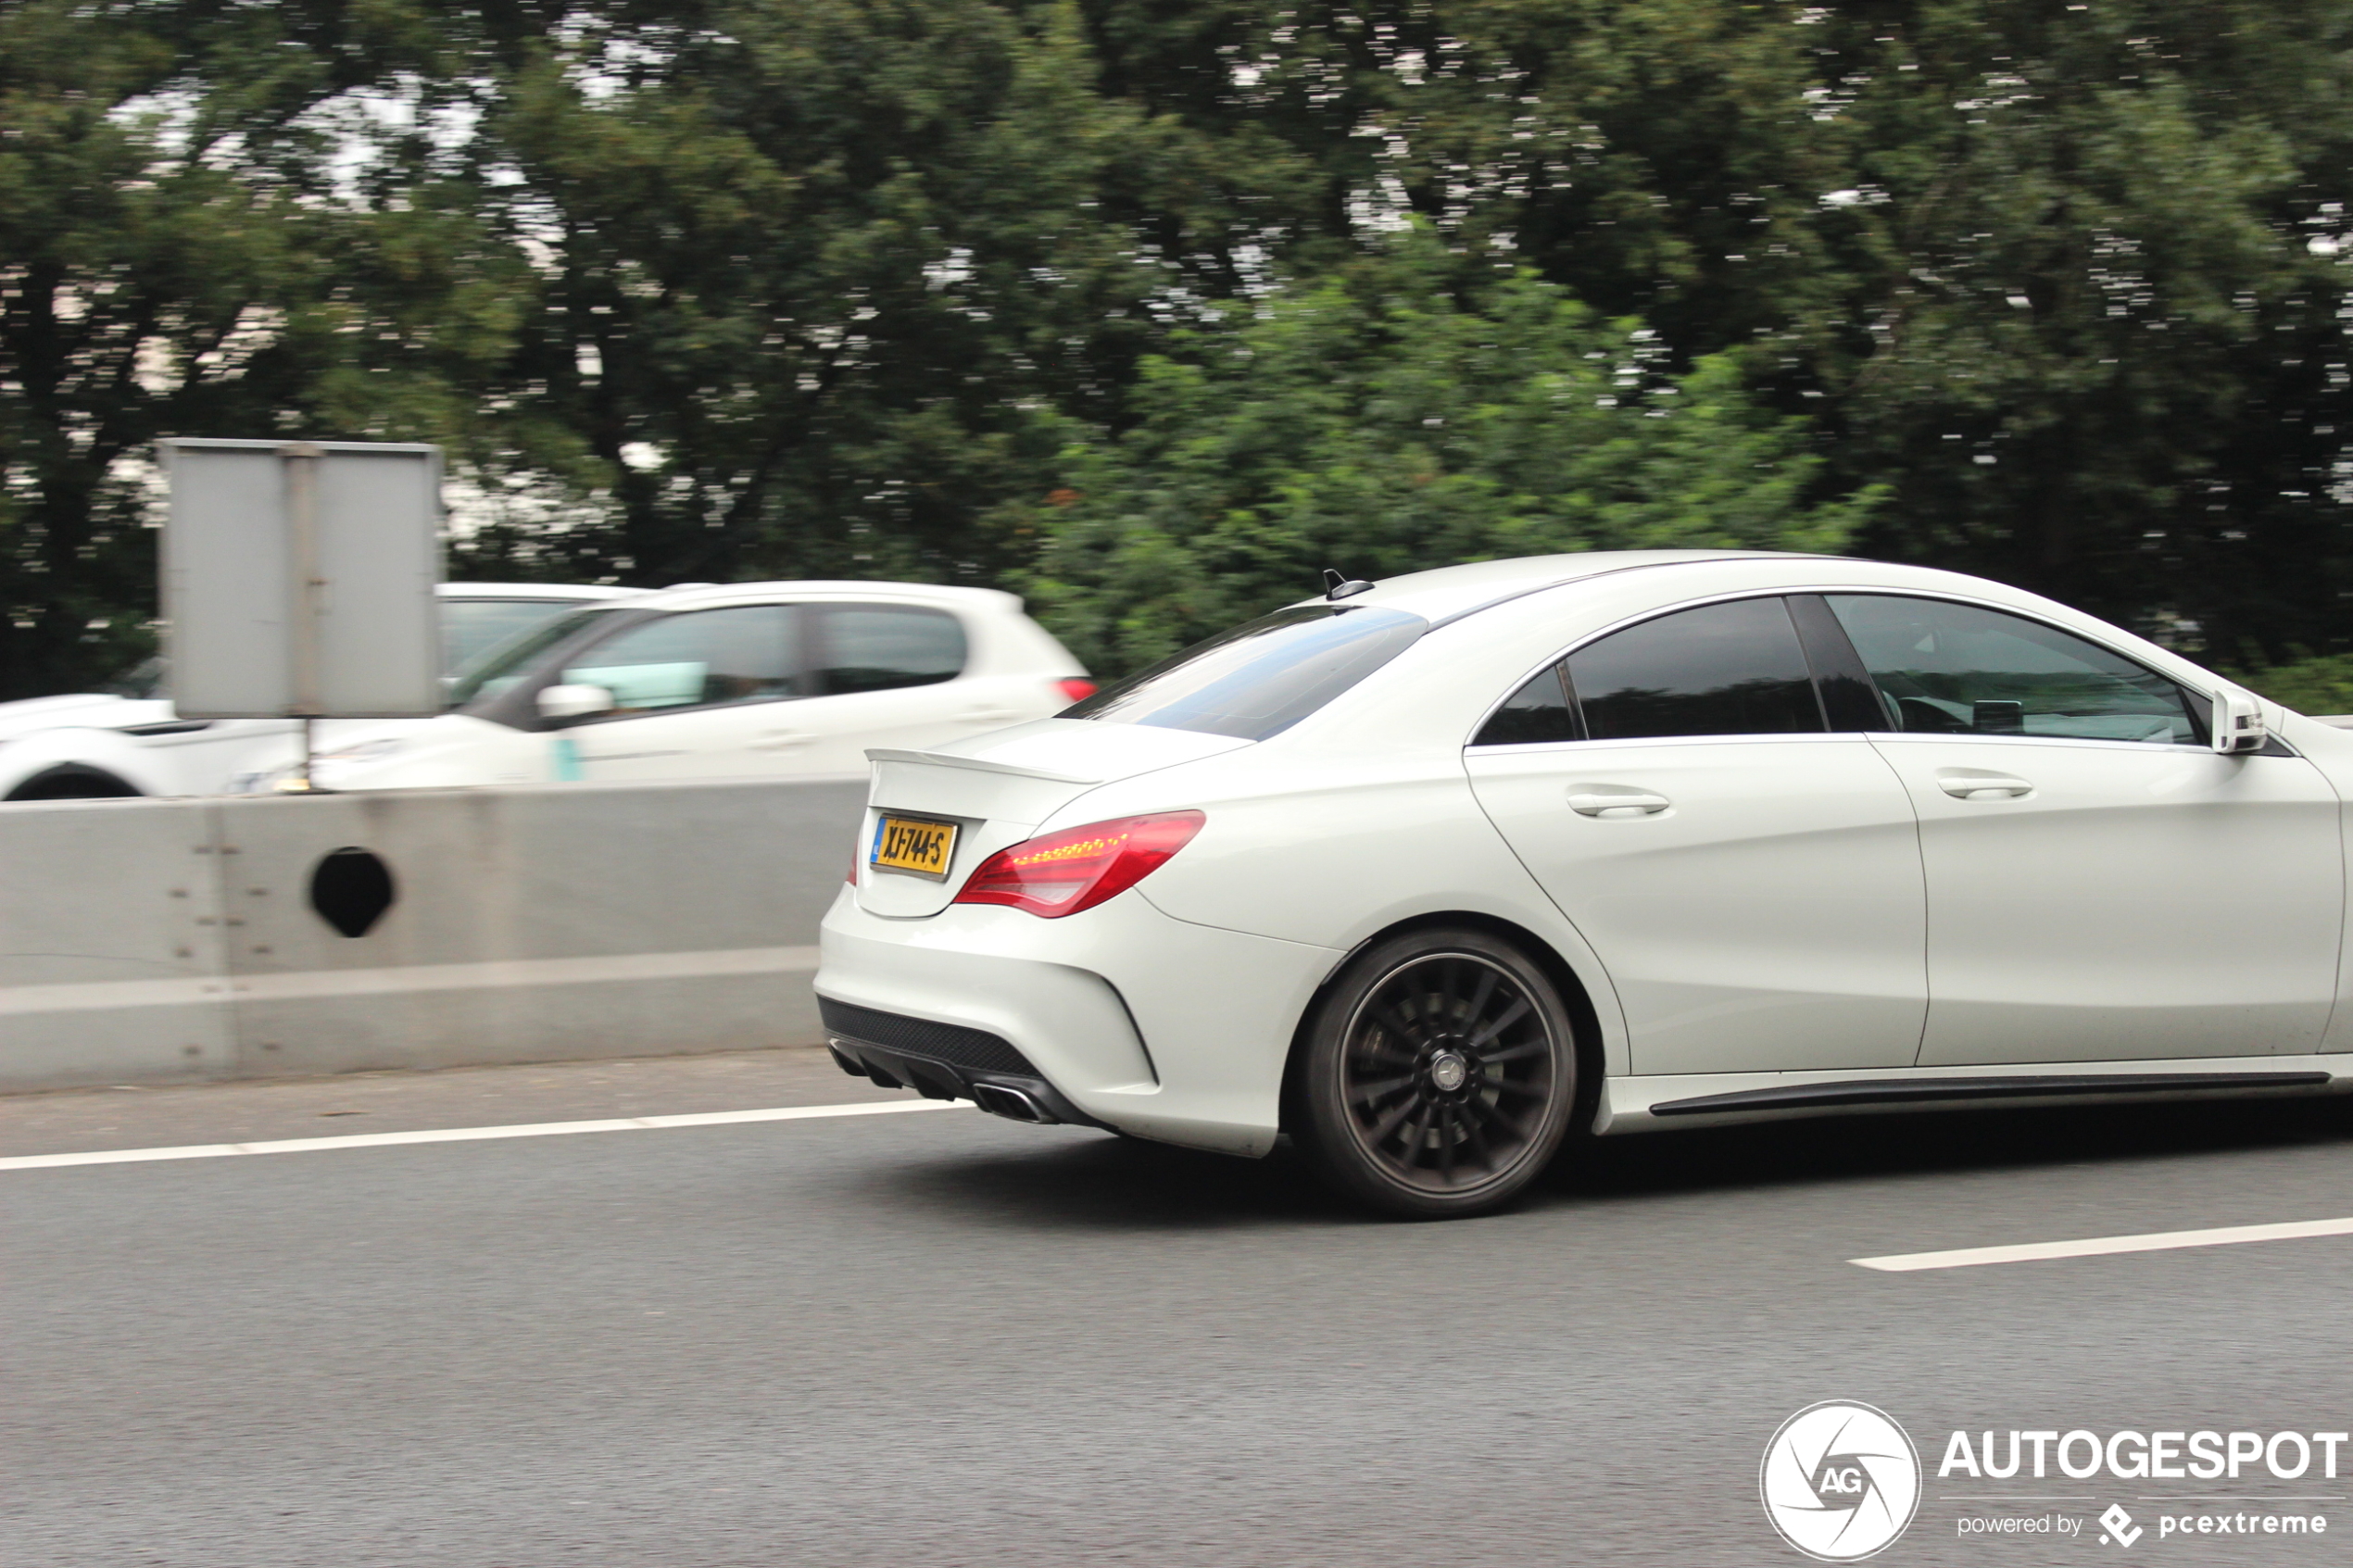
[1761, 1401, 1923, 1562]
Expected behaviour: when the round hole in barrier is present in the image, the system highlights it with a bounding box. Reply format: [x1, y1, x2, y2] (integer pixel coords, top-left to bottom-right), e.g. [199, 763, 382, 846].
[309, 847, 396, 938]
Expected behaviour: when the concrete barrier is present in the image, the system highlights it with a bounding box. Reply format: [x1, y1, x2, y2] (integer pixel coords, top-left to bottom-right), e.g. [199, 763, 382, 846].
[0, 779, 867, 1092]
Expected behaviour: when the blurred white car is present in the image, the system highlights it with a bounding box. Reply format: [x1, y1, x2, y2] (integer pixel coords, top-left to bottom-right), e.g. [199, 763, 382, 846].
[0, 583, 635, 801]
[303, 581, 1092, 790]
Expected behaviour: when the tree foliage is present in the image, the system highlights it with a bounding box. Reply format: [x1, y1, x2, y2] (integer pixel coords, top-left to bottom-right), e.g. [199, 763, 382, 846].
[2226, 652, 2353, 717]
[1069, 0, 2353, 661]
[0, 0, 539, 694]
[4, 0, 2351, 695]
[1022, 235, 1879, 671]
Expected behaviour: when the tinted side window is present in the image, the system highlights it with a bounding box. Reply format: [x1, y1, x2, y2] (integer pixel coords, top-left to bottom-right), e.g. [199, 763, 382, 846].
[563, 605, 802, 713]
[1567, 597, 1826, 740]
[1825, 596, 2203, 746]
[814, 606, 967, 695]
[1475, 666, 1579, 746]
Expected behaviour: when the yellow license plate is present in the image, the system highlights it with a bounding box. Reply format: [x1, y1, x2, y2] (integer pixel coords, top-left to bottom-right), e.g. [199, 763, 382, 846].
[870, 814, 960, 880]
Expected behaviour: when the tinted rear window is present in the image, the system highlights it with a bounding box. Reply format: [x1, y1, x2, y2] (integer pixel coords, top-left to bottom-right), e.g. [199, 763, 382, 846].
[1063, 606, 1428, 741]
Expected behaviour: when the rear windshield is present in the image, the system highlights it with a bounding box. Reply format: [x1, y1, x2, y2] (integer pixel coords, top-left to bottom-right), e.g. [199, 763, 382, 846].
[1063, 605, 1428, 740]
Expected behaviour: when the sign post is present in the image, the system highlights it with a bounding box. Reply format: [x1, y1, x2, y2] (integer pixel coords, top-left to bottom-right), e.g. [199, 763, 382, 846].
[157, 439, 444, 785]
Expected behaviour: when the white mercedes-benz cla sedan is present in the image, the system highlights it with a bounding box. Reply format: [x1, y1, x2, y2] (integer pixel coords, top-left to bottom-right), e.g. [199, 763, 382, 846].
[817, 550, 2350, 1217]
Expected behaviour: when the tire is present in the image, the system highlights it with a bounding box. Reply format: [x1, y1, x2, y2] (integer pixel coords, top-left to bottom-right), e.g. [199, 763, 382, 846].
[1290, 927, 1579, 1220]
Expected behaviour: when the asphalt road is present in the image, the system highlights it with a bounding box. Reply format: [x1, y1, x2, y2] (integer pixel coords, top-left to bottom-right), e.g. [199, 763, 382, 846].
[10, 1054, 2353, 1566]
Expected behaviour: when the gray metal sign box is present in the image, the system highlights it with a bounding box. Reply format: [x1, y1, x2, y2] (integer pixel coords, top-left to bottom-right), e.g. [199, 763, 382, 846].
[158, 439, 444, 719]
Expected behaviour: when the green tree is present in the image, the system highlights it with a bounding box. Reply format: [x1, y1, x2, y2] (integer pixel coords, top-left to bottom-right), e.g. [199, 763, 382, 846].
[0, 0, 537, 699]
[460, 0, 1220, 587]
[1021, 238, 1880, 672]
[1069, 0, 2353, 657]
[2225, 653, 2353, 717]
[10, 0, 2353, 700]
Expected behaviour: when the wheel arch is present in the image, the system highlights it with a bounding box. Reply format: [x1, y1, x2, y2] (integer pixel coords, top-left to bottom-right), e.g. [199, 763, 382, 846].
[1277, 909, 1607, 1138]
[4, 760, 146, 801]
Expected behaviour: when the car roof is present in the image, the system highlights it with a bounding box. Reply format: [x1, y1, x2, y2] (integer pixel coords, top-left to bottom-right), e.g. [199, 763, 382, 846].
[1293, 550, 1840, 624]
[620, 580, 1025, 614]
[435, 583, 641, 601]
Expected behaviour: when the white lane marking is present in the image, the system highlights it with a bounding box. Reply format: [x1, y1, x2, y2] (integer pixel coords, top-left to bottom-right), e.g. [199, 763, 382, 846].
[1853, 1215, 2353, 1272]
[0, 946, 821, 1016]
[0, 1098, 967, 1171]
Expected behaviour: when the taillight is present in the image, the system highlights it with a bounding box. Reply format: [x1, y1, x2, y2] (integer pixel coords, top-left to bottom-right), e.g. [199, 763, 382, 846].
[1053, 677, 1098, 705]
[952, 811, 1204, 919]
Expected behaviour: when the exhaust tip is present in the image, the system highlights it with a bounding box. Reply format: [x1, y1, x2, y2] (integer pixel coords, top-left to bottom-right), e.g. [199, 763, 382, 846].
[971, 1083, 1054, 1123]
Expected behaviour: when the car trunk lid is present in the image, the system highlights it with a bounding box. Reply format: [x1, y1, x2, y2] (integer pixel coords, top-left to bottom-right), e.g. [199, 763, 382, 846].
[856, 720, 1249, 917]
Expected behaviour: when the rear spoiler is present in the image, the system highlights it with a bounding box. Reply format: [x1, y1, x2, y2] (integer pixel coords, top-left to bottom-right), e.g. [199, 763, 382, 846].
[864, 747, 1102, 785]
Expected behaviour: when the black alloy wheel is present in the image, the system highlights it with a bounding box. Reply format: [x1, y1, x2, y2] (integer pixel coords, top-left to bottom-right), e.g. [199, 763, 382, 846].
[1290, 927, 1579, 1219]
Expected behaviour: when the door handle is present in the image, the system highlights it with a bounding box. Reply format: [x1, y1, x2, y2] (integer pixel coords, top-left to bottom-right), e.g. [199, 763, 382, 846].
[750, 730, 815, 752]
[956, 708, 1023, 724]
[1569, 791, 1672, 818]
[1935, 770, 2033, 800]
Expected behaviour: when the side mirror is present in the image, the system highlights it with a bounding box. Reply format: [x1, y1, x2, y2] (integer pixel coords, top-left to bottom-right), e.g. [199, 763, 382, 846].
[2212, 687, 2268, 754]
[537, 683, 614, 723]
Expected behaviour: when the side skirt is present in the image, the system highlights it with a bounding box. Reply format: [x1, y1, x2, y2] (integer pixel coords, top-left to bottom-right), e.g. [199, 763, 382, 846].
[1596, 1058, 2347, 1135]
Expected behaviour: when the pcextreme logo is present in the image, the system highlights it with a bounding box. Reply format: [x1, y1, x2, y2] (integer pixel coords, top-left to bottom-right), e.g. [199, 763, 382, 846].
[1761, 1401, 1924, 1562]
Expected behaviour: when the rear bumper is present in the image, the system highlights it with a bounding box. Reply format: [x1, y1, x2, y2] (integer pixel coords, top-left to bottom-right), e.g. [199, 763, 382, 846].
[818, 997, 1107, 1129]
[815, 885, 1340, 1156]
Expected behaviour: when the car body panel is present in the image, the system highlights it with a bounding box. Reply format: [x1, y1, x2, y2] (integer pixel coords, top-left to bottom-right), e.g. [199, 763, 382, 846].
[1467, 733, 1927, 1075]
[755, 674, 1034, 778]
[820, 886, 1334, 1155]
[2283, 715, 2353, 1053]
[1871, 732, 2342, 1064]
[308, 713, 554, 789]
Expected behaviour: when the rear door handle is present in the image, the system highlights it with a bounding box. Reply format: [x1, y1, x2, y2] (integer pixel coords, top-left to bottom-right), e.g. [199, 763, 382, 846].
[750, 730, 815, 752]
[1569, 791, 1672, 818]
[1936, 771, 2033, 800]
